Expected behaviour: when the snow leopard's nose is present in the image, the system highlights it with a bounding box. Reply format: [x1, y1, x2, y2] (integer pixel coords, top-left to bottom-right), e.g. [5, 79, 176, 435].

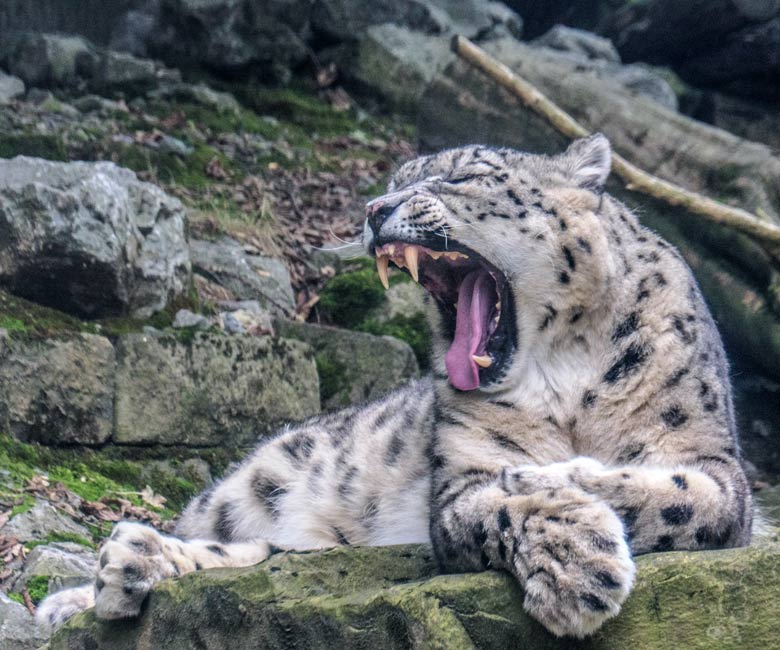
[366, 200, 398, 238]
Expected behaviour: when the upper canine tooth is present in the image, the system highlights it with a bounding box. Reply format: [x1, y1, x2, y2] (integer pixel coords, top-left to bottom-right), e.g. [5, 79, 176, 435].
[472, 354, 492, 368]
[404, 246, 419, 282]
[376, 255, 390, 290]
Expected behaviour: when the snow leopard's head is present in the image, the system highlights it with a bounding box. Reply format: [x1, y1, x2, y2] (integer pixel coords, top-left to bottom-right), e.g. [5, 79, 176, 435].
[363, 134, 617, 393]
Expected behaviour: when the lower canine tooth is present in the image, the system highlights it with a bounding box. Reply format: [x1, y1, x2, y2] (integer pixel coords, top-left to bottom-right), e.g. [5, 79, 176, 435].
[472, 355, 492, 368]
[404, 246, 419, 282]
[376, 255, 390, 290]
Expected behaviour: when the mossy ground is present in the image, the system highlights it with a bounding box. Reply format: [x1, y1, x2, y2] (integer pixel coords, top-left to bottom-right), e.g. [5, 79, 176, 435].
[0, 434, 208, 523]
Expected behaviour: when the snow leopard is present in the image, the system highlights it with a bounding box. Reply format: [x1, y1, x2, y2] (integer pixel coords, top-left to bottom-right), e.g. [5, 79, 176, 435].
[38, 134, 752, 639]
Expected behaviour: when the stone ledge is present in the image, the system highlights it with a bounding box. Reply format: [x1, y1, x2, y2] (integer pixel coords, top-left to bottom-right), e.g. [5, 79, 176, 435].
[51, 540, 780, 649]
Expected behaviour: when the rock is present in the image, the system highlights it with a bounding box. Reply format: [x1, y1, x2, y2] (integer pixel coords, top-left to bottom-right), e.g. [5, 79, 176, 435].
[0, 331, 115, 445]
[71, 95, 128, 115]
[147, 82, 241, 114]
[532, 24, 620, 62]
[346, 25, 454, 115]
[0, 70, 24, 105]
[51, 541, 780, 649]
[275, 320, 418, 409]
[109, 0, 161, 57]
[145, 134, 192, 157]
[93, 49, 180, 93]
[0, 591, 47, 650]
[172, 309, 210, 330]
[217, 300, 264, 313]
[113, 331, 319, 446]
[2, 33, 98, 89]
[0, 157, 190, 319]
[350, 23, 677, 116]
[219, 309, 274, 337]
[16, 543, 97, 595]
[2, 500, 90, 542]
[312, 0, 520, 43]
[150, 0, 311, 78]
[190, 238, 295, 318]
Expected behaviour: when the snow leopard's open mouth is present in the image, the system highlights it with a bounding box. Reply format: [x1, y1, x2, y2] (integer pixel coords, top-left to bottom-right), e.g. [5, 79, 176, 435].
[372, 240, 516, 391]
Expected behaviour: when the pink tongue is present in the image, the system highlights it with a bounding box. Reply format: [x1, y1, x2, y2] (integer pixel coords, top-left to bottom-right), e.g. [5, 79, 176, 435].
[445, 269, 494, 391]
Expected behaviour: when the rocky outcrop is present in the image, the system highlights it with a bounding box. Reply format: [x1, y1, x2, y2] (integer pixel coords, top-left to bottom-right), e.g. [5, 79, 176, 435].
[0, 331, 116, 445]
[114, 332, 320, 446]
[275, 320, 419, 409]
[50, 540, 780, 649]
[0, 157, 190, 319]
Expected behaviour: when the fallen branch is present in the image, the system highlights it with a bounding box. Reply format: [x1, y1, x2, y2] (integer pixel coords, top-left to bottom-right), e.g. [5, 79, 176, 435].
[451, 35, 780, 257]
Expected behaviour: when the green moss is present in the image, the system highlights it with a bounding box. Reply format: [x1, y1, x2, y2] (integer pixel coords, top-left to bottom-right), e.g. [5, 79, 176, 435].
[7, 592, 24, 605]
[0, 435, 181, 518]
[317, 260, 430, 367]
[315, 354, 350, 406]
[359, 312, 431, 370]
[0, 134, 68, 161]
[25, 575, 50, 605]
[26, 531, 96, 550]
[112, 140, 238, 189]
[0, 316, 26, 332]
[318, 267, 387, 328]
[0, 289, 99, 340]
[9, 494, 36, 517]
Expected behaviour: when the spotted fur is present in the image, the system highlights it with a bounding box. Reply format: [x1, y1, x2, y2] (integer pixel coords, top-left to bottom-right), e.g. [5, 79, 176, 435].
[38, 135, 751, 639]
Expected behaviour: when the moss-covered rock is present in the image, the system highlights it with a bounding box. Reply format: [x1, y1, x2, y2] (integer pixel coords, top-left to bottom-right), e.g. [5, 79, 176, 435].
[113, 331, 319, 446]
[0, 330, 116, 445]
[51, 541, 780, 649]
[275, 320, 419, 409]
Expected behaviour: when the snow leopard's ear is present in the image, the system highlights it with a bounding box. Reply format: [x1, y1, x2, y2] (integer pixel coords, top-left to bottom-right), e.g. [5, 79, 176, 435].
[560, 133, 612, 192]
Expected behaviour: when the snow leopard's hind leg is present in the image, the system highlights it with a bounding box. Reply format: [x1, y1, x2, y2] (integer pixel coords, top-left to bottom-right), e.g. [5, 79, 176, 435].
[37, 379, 434, 630]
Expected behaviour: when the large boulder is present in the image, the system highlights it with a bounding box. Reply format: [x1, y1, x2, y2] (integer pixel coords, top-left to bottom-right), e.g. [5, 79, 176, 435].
[113, 331, 320, 446]
[51, 541, 780, 649]
[0, 157, 190, 319]
[275, 320, 419, 409]
[0, 330, 116, 445]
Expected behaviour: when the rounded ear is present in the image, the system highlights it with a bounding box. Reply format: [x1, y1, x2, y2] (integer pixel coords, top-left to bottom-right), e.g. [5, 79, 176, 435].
[562, 133, 612, 192]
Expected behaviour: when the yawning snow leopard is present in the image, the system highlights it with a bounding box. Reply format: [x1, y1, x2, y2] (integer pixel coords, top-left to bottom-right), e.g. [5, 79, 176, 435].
[38, 134, 752, 639]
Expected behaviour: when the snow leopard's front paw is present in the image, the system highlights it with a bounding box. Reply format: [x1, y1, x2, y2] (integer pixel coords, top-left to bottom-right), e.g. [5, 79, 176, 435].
[501, 457, 605, 495]
[94, 522, 188, 620]
[510, 489, 635, 638]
